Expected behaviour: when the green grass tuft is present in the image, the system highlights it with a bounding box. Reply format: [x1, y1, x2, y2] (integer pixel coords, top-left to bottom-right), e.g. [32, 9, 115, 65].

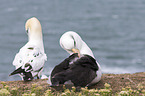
[0, 82, 144, 96]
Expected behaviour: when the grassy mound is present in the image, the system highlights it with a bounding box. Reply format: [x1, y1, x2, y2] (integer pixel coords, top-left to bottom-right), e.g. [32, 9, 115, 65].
[0, 72, 144, 96]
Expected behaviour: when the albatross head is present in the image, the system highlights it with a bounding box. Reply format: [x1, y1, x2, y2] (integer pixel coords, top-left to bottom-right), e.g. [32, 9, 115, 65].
[25, 17, 42, 42]
[60, 31, 95, 58]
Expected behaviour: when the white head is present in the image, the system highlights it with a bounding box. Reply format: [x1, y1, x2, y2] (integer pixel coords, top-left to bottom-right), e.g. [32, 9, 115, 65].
[60, 31, 95, 58]
[25, 17, 43, 43]
[25, 17, 44, 51]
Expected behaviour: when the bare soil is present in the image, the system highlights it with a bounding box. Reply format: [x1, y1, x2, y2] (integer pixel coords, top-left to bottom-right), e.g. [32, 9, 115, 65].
[0, 72, 145, 94]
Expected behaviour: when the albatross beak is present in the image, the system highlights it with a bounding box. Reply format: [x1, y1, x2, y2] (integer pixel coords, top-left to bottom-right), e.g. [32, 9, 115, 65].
[72, 48, 80, 58]
[9, 67, 24, 76]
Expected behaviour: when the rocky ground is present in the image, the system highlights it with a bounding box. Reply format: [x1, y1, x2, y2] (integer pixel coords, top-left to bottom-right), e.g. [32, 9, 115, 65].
[0, 72, 145, 95]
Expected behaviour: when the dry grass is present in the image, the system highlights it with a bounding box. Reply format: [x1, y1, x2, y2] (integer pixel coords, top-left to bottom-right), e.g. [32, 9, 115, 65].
[0, 72, 144, 95]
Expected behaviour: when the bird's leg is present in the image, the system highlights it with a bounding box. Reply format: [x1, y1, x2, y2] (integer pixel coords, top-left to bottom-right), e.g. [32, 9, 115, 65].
[37, 75, 40, 79]
[49, 81, 59, 87]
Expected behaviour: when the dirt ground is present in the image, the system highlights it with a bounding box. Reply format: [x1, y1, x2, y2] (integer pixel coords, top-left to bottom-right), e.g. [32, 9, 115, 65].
[91, 72, 145, 93]
[0, 72, 145, 94]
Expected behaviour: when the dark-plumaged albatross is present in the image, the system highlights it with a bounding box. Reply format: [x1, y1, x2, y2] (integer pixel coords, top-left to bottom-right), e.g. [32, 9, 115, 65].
[50, 31, 102, 87]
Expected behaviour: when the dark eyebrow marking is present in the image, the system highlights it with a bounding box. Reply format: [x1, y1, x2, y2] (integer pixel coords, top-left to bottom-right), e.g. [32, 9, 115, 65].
[28, 47, 34, 50]
[71, 35, 76, 47]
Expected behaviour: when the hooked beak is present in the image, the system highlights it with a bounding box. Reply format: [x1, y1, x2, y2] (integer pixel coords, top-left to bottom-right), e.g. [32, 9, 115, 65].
[72, 48, 80, 58]
[9, 67, 24, 76]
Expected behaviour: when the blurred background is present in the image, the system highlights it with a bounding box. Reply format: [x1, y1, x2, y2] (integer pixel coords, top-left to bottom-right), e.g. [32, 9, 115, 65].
[0, 0, 145, 81]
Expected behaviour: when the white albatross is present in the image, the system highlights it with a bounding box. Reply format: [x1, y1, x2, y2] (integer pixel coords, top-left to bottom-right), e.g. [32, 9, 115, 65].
[50, 31, 102, 87]
[9, 17, 47, 81]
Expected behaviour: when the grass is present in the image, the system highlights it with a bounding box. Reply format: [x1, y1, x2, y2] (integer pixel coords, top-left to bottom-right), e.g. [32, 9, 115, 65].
[0, 72, 144, 96]
[0, 82, 144, 96]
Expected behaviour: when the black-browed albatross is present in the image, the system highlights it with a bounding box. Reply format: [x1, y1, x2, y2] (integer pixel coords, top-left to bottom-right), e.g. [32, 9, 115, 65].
[50, 31, 102, 87]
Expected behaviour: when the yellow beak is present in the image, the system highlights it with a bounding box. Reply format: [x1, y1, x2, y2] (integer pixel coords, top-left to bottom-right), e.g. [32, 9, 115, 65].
[72, 48, 80, 58]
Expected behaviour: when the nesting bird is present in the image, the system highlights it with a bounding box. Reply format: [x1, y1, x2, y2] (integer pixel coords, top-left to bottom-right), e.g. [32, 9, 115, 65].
[50, 31, 102, 87]
[9, 17, 47, 81]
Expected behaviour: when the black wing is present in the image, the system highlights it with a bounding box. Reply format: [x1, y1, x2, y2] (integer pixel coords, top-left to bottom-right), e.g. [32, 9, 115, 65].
[51, 53, 78, 83]
[51, 54, 97, 87]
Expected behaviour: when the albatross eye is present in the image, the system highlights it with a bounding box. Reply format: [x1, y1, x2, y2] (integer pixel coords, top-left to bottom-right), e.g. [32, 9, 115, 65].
[26, 28, 29, 34]
[26, 29, 28, 34]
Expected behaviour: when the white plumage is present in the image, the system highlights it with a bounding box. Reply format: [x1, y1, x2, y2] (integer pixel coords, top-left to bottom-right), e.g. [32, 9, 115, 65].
[59, 31, 102, 86]
[10, 17, 47, 81]
[60, 31, 94, 57]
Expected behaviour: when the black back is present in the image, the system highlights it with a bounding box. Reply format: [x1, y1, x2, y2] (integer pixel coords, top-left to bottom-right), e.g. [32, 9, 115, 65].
[51, 53, 99, 87]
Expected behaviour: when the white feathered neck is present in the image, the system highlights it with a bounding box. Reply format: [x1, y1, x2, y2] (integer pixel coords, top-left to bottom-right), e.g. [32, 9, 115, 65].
[25, 17, 44, 52]
[60, 31, 95, 58]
